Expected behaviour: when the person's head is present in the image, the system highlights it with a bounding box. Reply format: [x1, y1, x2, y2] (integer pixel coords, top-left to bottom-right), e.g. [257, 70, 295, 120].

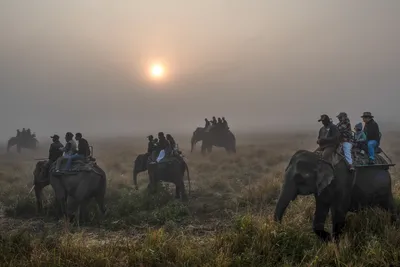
[354, 122, 363, 132]
[336, 112, 348, 122]
[361, 112, 374, 123]
[51, 135, 60, 142]
[65, 132, 73, 141]
[166, 134, 172, 141]
[147, 135, 153, 141]
[158, 132, 165, 139]
[318, 114, 331, 126]
[75, 132, 82, 141]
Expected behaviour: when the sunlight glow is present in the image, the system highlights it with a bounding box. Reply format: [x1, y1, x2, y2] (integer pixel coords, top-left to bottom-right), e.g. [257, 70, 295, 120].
[150, 64, 165, 79]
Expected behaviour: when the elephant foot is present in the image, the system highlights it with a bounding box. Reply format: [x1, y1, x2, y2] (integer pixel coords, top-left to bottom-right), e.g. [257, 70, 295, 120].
[314, 230, 331, 242]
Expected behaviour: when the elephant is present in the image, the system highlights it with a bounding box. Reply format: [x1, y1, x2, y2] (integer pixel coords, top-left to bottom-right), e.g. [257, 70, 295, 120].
[32, 160, 107, 223]
[190, 126, 236, 155]
[274, 149, 395, 242]
[133, 153, 150, 190]
[7, 136, 38, 153]
[147, 157, 191, 201]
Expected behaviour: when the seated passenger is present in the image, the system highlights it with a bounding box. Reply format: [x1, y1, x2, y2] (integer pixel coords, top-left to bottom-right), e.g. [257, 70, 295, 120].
[354, 122, 367, 154]
[361, 112, 380, 165]
[153, 132, 170, 163]
[64, 133, 90, 171]
[336, 112, 354, 170]
[166, 134, 180, 156]
[316, 114, 340, 161]
[48, 135, 64, 163]
[55, 132, 77, 172]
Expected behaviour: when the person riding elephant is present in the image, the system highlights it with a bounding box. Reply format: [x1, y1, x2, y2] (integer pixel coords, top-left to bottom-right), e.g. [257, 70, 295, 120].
[316, 114, 340, 162]
[274, 149, 395, 242]
[63, 133, 90, 171]
[211, 116, 217, 125]
[49, 135, 64, 163]
[150, 132, 170, 163]
[16, 129, 21, 138]
[361, 112, 381, 165]
[222, 117, 229, 129]
[205, 118, 210, 128]
[147, 135, 157, 154]
[336, 112, 354, 171]
[55, 132, 77, 172]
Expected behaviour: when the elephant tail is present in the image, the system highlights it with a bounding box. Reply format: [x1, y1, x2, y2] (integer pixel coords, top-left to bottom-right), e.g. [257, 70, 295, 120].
[184, 161, 191, 196]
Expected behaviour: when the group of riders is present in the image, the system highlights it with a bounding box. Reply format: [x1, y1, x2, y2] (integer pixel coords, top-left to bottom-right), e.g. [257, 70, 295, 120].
[15, 128, 37, 145]
[316, 111, 381, 170]
[146, 132, 182, 164]
[48, 132, 91, 172]
[204, 116, 229, 131]
[43, 112, 381, 173]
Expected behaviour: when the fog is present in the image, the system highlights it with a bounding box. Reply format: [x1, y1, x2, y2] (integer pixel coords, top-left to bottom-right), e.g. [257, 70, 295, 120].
[1, 1, 400, 141]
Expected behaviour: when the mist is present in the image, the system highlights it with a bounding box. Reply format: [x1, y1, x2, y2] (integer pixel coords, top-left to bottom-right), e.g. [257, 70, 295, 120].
[1, 0, 400, 141]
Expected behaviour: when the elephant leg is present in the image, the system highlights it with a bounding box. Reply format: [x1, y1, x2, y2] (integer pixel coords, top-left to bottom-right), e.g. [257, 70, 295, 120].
[79, 199, 89, 224]
[68, 182, 89, 224]
[95, 194, 107, 220]
[382, 192, 396, 223]
[201, 143, 207, 155]
[66, 196, 79, 224]
[313, 199, 331, 242]
[179, 179, 188, 202]
[331, 208, 347, 242]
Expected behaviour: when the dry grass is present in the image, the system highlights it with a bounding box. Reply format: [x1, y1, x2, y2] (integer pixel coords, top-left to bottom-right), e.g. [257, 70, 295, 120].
[1, 131, 400, 266]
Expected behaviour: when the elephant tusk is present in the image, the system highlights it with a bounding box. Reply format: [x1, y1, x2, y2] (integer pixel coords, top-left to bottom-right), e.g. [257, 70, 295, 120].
[28, 185, 35, 196]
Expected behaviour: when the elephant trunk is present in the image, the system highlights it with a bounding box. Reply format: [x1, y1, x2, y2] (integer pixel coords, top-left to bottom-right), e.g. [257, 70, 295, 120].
[133, 169, 139, 190]
[274, 169, 298, 222]
[190, 135, 196, 153]
[34, 184, 44, 213]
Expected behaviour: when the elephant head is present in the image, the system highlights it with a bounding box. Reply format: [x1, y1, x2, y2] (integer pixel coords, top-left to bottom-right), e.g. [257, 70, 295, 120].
[274, 150, 335, 222]
[32, 160, 51, 213]
[191, 127, 205, 152]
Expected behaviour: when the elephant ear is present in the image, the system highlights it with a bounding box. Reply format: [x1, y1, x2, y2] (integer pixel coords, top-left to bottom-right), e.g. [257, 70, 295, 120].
[315, 161, 335, 195]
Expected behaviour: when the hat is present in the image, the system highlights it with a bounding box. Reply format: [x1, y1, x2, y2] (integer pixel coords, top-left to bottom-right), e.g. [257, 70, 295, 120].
[51, 135, 60, 140]
[361, 112, 374, 118]
[65, 132, 74, 138]
[336, 112, 347, 118]
[318, 114, 330, 122]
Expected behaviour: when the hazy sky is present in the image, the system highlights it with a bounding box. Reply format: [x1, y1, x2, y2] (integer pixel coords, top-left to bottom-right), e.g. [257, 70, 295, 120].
[1, 1, 399, 140]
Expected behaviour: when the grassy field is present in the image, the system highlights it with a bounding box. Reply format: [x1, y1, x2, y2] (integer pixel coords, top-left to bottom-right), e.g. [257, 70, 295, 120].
[1, 131, 400, 266]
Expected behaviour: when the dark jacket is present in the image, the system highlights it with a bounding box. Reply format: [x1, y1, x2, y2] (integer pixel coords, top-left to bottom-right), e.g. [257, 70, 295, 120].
[157, 137, 170, 151]
[49, 141, 64, 162]
[318, 123, 340, 149]
[363, 119, 380, 142]
[77, 138, 91, 157]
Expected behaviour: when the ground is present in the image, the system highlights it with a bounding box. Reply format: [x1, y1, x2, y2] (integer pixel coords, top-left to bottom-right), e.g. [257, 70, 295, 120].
[1, 131, 400, 266]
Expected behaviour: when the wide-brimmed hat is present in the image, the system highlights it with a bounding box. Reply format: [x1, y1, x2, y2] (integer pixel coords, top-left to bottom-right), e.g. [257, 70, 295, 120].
[318, 114, 330, 122]
[336, 112, 347, 118]
[51, 135, 60, 140]
[361, 112, 374, 118]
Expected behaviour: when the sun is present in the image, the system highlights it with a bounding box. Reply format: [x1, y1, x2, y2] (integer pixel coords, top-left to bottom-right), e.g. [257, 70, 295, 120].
[150, 64, 165, 79]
